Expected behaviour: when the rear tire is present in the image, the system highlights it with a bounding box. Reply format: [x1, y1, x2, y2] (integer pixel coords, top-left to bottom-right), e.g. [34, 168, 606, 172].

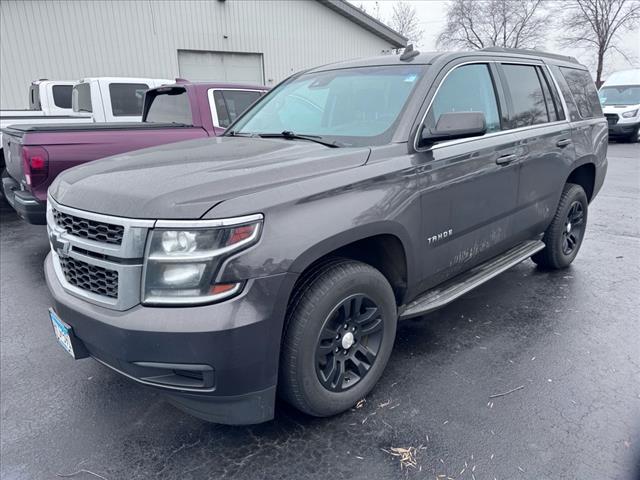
[279, 259, 397, 417]
[532, 183, 588, 269]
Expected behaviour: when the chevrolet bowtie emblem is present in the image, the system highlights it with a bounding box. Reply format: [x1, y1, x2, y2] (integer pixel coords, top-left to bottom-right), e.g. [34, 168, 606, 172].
[49, 230, 70, 256]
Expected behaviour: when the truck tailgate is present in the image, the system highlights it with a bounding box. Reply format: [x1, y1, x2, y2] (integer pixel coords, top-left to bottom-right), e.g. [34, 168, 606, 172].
[2, 131, 24, 183]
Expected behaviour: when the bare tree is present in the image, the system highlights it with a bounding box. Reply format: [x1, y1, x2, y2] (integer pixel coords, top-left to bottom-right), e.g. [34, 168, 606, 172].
[389, 1, 424, 46]
[559, 0, 640, 87]
[437, 0, 551, 50]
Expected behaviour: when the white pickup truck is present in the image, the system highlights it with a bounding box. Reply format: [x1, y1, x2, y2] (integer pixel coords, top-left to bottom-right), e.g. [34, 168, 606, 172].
[71, 77, 173, 122]
[0, 77, 173, 169]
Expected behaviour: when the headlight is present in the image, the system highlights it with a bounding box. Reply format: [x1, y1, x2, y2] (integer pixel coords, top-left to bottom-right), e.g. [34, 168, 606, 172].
[622, 109, 638, 118]
[142, 214, 263, 305]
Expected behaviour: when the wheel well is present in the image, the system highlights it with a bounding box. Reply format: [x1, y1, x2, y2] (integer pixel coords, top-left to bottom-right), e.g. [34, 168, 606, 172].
[567, 163, 595, 202]
[293, 234, 408, 306]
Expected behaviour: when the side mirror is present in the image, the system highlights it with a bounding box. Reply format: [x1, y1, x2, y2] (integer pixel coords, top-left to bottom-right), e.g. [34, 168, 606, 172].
[421, 111, 487, 145]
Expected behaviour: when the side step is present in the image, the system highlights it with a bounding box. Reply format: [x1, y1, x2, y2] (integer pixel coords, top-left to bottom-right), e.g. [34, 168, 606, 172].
[399, 240, 545, 319]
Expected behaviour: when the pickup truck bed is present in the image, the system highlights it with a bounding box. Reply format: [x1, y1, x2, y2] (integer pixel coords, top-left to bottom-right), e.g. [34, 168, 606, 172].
[2, 122, 205, 224]
[1, 82, 267, 223]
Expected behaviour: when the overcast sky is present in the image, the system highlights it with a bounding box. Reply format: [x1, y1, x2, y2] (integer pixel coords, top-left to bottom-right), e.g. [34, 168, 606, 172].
[353, 0, 640, 79]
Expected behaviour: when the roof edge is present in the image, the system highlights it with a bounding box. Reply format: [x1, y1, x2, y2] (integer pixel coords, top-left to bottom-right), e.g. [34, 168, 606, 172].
[318, 0, 408, 49]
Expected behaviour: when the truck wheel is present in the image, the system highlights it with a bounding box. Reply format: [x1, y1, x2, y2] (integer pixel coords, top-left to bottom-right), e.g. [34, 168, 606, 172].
[532, 183, 588, 269]
[279, 259, 397, 417]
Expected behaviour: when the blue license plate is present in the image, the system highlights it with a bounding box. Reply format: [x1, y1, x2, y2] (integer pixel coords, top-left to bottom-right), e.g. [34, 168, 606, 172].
[49, 309, 75, 358]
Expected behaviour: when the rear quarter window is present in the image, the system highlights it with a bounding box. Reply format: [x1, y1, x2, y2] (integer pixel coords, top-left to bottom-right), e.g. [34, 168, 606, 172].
[109, 83, 149, 117]
[559, 67, 602, 119]
[52, 85, 72, 109]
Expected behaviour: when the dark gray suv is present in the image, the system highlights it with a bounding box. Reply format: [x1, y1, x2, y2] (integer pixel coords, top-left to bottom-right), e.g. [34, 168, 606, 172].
[45, 47, 607, 424]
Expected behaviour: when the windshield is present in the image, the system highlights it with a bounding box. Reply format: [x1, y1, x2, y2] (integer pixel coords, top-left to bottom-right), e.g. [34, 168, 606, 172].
[231, 65, 426, 147]
[598, 85, 640, 106]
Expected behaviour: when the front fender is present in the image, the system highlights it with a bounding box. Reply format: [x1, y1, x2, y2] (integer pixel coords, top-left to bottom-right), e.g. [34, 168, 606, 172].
[215, 152, 422, 293]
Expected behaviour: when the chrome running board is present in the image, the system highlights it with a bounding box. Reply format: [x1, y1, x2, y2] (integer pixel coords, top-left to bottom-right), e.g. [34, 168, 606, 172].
[399, 240, 545, 319]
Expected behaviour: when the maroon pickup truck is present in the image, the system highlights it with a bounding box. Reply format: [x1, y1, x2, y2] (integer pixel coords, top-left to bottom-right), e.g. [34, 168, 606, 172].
[1, 81, 267, 224]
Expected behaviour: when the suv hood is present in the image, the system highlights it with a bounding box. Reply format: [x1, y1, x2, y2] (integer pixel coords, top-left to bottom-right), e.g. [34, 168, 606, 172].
[50, 136, 370, 219]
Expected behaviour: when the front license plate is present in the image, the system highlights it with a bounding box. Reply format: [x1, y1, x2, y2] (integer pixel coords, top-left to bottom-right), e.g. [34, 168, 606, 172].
[49, 309, 76, 358]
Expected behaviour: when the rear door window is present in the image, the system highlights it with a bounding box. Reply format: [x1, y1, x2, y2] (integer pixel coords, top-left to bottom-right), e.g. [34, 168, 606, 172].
[212, 90, 263, 128]
[109, 83, 149, 116]
[145, 88, 193, 124]
[536, 67, 565, 122]
[559, 67, 602, 118]
[501, 64, 549, 128]
[52, 85, 72, 109]
[428, 63, 502, 134]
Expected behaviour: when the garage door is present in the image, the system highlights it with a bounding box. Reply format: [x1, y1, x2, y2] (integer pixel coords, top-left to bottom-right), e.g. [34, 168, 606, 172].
[178, 50, 264, 85]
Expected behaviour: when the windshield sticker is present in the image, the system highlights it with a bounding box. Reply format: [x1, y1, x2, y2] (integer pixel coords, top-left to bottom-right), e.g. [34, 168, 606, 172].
[404, 74, 417, 83]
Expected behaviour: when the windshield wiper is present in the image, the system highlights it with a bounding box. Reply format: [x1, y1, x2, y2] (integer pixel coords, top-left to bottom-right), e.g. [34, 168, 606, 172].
[226, 130, 254, 137]
[258, 131, 340, 148]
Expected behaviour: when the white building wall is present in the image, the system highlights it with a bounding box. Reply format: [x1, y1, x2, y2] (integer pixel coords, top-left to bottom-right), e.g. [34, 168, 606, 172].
[0, 0, 396, 108]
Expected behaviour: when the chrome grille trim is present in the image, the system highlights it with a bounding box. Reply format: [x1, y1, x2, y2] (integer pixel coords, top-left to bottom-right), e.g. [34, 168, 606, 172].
[47, 195, 153, 310]
[53, 208, 124, 245]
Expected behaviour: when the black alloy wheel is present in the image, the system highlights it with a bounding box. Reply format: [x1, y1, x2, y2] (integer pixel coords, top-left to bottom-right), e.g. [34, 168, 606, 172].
[562, 201, 585, 255]
[315, 294, 384, 392]
[279, 259, 397, 417]
[532, 182, 589, 269]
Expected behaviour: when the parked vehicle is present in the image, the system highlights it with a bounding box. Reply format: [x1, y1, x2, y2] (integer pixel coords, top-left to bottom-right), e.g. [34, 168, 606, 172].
[0, 77, 174, 172]
[29, 80, 76, 114]
[71, 77, 173, 122]
[44, 48, 607, 425]
[599, 69, 640, 142]
[2, 82, 267, 224]
[1, 80, 92, 169]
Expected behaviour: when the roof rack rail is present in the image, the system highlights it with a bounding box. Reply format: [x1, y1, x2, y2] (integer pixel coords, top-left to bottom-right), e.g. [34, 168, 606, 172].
[481, 47, 579, 64]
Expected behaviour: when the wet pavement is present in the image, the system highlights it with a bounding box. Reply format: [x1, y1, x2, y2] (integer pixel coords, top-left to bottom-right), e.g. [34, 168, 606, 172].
[1, 143, 639, 480]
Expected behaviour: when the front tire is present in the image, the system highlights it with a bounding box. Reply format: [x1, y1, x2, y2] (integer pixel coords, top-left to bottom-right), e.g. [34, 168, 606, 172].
[532, 183, 588, 269]
[279, 259, 397, 417]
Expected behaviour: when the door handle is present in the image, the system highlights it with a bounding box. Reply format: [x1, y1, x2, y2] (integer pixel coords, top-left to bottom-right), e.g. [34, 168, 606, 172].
[556, 138, 572, 147]
[496, 154, 517, 165]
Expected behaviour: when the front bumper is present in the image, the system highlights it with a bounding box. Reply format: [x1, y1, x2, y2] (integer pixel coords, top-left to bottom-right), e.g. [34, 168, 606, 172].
[608, 120, 640, 138]
[1, 172, 46, 224]
[45, 253, 296, 425]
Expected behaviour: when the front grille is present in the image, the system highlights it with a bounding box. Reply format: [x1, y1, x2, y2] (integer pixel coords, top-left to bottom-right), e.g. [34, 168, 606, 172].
[53, 208, 124, 245]
[59, 255, 119, 298]
[605, 114, 618, 126]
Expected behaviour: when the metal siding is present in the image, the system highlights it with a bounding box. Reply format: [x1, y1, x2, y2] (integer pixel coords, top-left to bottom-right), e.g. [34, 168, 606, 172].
[1, 0, 395, 108]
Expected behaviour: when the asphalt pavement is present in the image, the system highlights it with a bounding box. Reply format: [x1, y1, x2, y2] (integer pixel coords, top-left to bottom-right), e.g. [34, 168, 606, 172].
[1, 142, 639, 480]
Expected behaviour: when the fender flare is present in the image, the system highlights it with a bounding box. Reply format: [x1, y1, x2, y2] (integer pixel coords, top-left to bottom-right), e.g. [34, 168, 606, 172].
[288, 220, 416, 286]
